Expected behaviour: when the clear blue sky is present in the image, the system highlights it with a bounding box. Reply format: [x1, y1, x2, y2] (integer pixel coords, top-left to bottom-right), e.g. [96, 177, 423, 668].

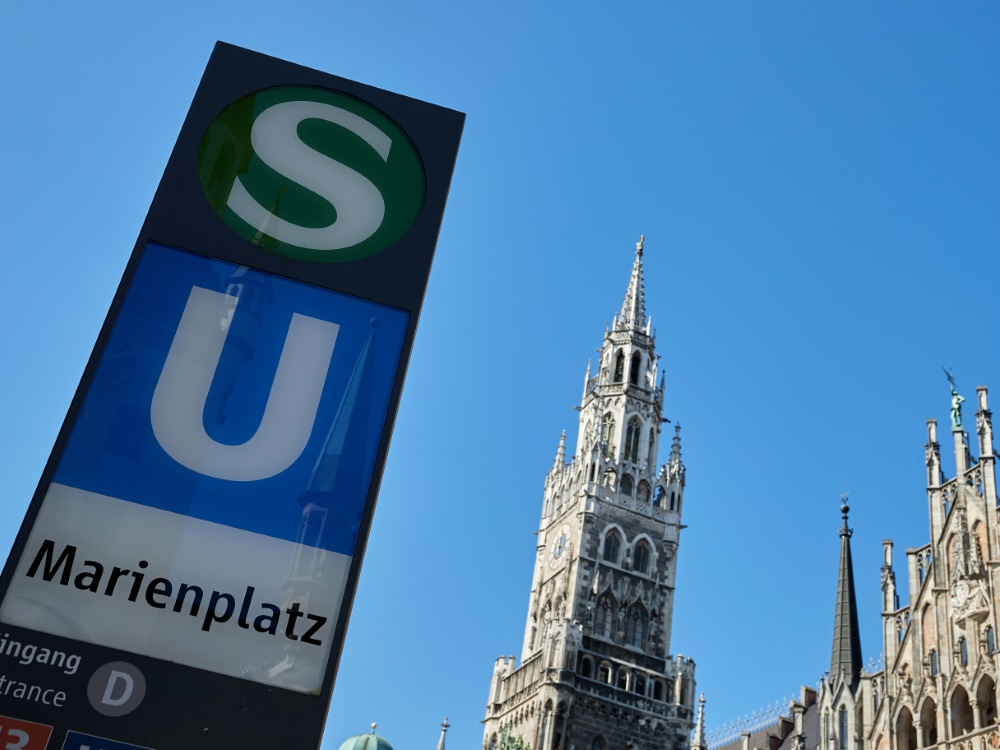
[2, 3, 1000, 749]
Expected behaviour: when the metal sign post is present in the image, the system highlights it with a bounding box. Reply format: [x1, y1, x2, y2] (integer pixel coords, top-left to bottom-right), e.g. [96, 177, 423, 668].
[0, 42, 463, 750]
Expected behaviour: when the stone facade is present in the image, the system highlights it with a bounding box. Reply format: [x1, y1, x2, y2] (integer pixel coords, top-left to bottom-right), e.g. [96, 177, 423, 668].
[714, 385, 1000, 750]
[482, 238, 698, 750]
[814, 386, 1000, 750]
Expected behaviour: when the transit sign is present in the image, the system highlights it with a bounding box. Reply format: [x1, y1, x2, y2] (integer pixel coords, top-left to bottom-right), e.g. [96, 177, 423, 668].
[0, 42, 463, 750]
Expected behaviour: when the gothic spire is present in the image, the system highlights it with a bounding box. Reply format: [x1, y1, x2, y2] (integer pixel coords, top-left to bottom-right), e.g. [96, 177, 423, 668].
[692, 694, 708, 750]
[616, 235, 647, 332]
[830, 496, 863, 693]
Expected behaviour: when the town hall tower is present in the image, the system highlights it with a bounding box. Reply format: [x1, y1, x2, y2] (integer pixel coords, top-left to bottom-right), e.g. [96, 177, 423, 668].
[483, 238, 699, 750]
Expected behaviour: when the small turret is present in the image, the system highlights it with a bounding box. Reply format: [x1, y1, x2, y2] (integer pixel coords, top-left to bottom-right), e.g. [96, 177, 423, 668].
[977, 386, 994, 458]
[553, 431, 566, 468]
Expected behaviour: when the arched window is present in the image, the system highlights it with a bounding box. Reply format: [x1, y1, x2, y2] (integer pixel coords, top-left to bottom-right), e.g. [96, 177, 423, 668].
[920, 698, 938, 747]
[653, 487, 665, 508]
[952, 684, 974, 736]
[624, 418, 641, 463]
[602, 468, 617, 491]
[580, 656, 593, 679]
[637, 481, 650, 503]
[595, 594, 615, 637]
[839, 707, 848, 750]
[614, 352, 624, 383]
[930, 649, 938, 676]
[988, 626, 996, 655]
[603, 532, 621, 564]
[617, 668, 628, 690]
[598, 663, 612, 683]
[960, 636, 969, 666]
[620, 474, 634, 496]
[896, 706, 916, 750]
[601, 414, 615, 458]
[652, 680, 664, 701]
[977, 674, 998, 726]
[592, 739, 603, 750]
[629, 352, 641, 385]
[634, 673, 646, 696]
[670, 491, 676, 511]
[647, 429, 656, 465]
[633, 541, 651, 575]
[540, 704, 551, 750]
[625, 604, 647, 648]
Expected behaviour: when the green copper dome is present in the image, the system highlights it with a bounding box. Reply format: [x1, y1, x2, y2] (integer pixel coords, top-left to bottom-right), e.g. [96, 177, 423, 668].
[339, 730, 393, 750]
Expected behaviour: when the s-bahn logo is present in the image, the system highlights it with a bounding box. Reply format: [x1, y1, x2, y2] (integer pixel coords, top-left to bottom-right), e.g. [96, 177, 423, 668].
[198, 86, 426, 262]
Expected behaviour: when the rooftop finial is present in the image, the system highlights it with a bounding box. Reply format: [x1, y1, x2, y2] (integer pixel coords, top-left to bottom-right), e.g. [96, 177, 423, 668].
[840, 491, 851, 538]
[437, 717, 450, 750]
[371, 723, 377, 734]
[617, 236, 647, 331]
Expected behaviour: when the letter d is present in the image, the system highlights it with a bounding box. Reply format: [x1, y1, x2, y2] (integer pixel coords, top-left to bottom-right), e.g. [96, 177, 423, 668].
[88, 661, 147, 717]
[101, 670, 134, 706]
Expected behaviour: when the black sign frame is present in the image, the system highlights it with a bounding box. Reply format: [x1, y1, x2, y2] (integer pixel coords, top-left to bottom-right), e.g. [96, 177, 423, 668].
[0, 41, 463, 750]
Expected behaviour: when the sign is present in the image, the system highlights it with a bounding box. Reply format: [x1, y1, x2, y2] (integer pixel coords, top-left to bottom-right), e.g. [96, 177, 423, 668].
[0, 42, 463, 750]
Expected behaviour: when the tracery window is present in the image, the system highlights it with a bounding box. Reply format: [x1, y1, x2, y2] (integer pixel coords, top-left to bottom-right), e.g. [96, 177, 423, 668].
[613, 352, 624, 383]
[629, 352, 641, 385]
[601, 414, 615, 458]
[595, 595, 615, 637]
[839, 707, 848, 750]
[624, 418, 641, 463]
[633, 541, 651, 575]
[625, 604, 646, 648]
[603, 531, 621, 565]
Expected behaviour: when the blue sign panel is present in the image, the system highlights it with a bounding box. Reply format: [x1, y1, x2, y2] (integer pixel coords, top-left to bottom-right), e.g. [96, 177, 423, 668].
[63, 731, 154, 750]
[0, 243, 409, 693]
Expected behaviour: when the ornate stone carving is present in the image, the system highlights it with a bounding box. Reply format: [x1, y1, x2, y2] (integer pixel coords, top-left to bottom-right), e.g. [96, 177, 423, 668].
[951, 507, 990, 625]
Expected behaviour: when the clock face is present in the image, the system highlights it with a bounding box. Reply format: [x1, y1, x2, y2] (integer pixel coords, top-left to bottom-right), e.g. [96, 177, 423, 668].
[549, 524, 571, 569]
